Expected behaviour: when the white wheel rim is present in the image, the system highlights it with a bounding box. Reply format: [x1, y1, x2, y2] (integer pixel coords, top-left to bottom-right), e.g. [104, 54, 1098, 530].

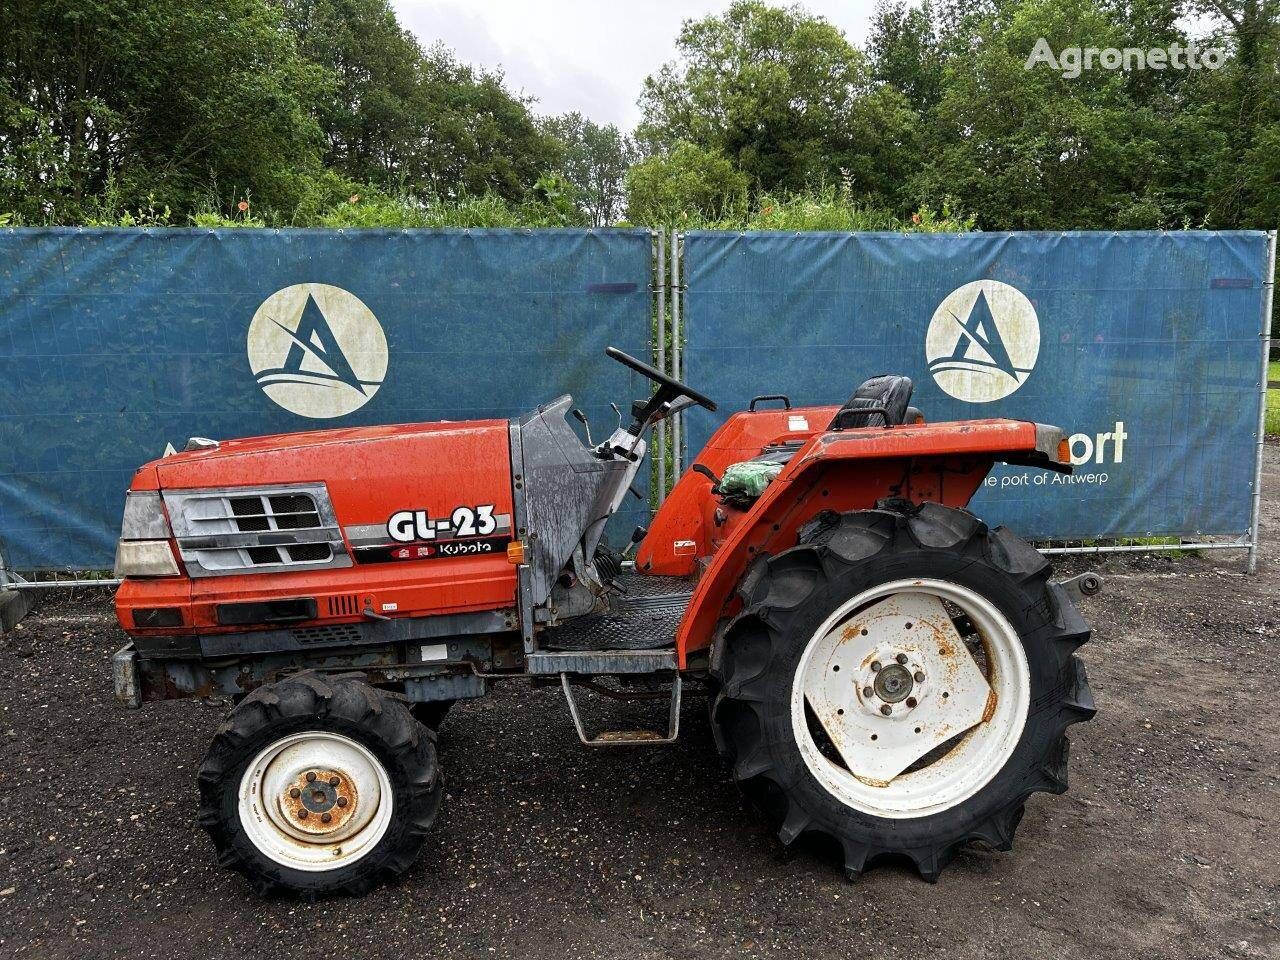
[790, 578, 1030, 819]
[238, 731, 394, 871]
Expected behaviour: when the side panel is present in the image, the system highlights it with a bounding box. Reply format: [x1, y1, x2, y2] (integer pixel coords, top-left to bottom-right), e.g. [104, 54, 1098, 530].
[673, 419, 1061, 665]
[517, 397, 631, 605]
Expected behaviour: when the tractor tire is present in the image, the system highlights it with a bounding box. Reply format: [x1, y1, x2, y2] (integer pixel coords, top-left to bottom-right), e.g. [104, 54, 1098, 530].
[197, 672, 442, 897]
[709, 501, 1094, 882]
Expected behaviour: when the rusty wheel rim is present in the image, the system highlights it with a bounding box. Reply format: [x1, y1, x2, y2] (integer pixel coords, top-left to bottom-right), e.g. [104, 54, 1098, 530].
[237, 731, 393, 871]
[790, 578, 1030, 818]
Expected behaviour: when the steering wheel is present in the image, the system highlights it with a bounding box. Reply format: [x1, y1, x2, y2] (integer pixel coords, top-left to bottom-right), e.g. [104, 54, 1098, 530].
[605, 346, 718, 412]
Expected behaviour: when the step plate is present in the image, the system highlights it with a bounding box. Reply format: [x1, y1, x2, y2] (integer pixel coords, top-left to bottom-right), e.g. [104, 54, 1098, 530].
[527, 649, 677, 675]
[541, 573, 695, 653]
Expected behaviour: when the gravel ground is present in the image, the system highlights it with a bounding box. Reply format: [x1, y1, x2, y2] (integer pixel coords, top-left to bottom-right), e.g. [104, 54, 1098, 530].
[0, 443, 1277, 960]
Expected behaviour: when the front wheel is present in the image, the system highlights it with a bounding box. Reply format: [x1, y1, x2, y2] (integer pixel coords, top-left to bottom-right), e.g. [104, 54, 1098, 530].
[198, 673, 442, 897]
[710, 502, 1095, 881]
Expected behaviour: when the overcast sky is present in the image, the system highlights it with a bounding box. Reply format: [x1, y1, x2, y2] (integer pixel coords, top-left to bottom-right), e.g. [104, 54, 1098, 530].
[389, 0, 885, 130]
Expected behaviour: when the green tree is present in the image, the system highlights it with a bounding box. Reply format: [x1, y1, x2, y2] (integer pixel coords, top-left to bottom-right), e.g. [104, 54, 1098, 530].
[868, 0, 946, 112]
[540, 112, 637, 226]
[0, 0, 327, 223]
[637, 0, 914, 202]
[278, 0, 560, 201]
[1185, 0, 1280, 225]
[624, 141, 749, 224]
[910, 0, 1198, 229]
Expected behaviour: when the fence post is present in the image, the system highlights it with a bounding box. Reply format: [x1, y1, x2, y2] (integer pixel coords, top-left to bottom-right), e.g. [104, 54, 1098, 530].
[655, 230, 667, 501]
[670, 230, 682, 479]
[1248, 228, 1277, 574]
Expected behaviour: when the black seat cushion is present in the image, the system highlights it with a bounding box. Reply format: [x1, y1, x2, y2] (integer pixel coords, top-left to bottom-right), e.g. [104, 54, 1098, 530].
[829, 375, 914, 430]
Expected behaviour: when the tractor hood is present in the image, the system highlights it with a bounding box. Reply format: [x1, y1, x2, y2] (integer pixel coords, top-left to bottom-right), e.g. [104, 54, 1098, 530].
[126, 417, 519, 585]
[150, 421, 508, 489]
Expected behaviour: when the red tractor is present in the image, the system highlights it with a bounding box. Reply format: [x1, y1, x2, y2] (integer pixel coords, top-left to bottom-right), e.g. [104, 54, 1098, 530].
[112, 347, 1097, 896]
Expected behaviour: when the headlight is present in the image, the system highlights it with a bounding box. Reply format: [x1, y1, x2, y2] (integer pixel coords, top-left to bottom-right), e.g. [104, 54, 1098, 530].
[114, 540, 180, 577]
[116, 491, 178, 576]
[121, 492, 171, 539]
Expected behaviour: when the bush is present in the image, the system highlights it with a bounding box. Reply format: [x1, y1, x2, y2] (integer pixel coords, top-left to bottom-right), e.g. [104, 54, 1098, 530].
[624, 142, 750, 225]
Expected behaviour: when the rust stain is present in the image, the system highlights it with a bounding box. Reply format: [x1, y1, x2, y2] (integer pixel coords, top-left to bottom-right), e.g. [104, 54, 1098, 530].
[981, 688, 998, 723]
[923, 617, 956, 660]
[853, 772, 892, 788]
[279, 767, 360, 835]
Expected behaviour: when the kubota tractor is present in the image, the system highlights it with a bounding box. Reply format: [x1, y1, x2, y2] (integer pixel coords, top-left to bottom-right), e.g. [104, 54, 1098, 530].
[112, 347, 1097, 896]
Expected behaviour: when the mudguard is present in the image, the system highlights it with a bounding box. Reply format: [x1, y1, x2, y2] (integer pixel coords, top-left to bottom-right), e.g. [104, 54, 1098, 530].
[669, 418, 1071, 666]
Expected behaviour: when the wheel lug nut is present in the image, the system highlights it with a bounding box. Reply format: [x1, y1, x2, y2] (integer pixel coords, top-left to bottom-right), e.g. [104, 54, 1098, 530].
[896, 653, 908, 665]
[306, 771, 317, 783]
[321, 813, 332, 824]
[328, 776, 340, 787]
[298, 809, 309, 820]
[337, 797, 349, 808]
[914, 671, 925, 683]
[289, 788, 301, 799]
[880, 704, 892, 716]
[862, 686, 874, 698]
[906, 697, 918, 708]
[870, 661, 882, 672]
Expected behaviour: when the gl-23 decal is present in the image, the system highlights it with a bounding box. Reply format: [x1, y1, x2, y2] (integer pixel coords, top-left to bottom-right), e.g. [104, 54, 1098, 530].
[387, 505, 497, 543]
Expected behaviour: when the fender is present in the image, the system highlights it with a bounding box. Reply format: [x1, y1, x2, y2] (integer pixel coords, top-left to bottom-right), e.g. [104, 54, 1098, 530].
[638, 404, 839, 576]
[673, 419, 1071, 666]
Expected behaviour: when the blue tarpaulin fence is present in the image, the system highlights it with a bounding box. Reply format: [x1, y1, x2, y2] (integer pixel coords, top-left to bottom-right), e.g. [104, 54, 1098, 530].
[681, 231, 1270, 542]
[0, 228, 1269, 571]
[0, 228, 654, 568]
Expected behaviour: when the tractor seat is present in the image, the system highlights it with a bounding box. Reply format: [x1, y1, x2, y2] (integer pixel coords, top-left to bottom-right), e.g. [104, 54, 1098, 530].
[716, 375, 915, 507]
[829, 375, 914, 429]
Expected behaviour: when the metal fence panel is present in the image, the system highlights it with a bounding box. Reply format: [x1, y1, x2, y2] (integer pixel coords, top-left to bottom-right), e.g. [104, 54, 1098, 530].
[0, 228, 654, 568]
[681, 230, 1269, 542]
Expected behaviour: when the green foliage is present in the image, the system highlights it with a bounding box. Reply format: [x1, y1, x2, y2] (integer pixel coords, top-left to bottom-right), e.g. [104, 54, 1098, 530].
[540, 113, 638, 226]
[704, 188, 974, 232]
[638, 1, 903, 199]
[4, 0, 1279, 238]
[280, 0, 559, 203]
[310, 182, 590, 229]
[1, 0, 328, 224]
[624, 142, 749, 225]
[3, 0, 563, 225]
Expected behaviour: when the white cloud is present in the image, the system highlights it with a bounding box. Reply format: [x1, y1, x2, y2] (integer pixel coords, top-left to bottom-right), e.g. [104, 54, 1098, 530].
[390, 0, 884, 129]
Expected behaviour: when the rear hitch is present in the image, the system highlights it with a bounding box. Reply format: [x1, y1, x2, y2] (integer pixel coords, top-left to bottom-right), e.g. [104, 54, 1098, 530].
[1058, 572, 1104, 604]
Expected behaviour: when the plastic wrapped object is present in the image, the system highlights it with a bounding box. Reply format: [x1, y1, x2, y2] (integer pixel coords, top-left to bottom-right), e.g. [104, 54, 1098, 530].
[720, 460, 784, 501]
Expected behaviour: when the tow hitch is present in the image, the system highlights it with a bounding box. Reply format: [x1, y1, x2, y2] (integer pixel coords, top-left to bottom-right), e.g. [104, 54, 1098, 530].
[1058, 572, 1104, 604]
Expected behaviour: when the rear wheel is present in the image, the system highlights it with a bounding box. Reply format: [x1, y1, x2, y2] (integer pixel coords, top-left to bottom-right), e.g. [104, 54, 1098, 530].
[198, 673, 442, 897]
[710, 502, 1094, 881]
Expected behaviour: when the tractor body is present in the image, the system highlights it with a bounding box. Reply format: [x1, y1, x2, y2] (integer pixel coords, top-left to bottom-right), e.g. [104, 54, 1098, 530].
[110, 348, 1096, 896]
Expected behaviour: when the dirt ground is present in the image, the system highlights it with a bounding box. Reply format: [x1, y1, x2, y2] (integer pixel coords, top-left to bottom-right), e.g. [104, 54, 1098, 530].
[0, 446, 1277, 960]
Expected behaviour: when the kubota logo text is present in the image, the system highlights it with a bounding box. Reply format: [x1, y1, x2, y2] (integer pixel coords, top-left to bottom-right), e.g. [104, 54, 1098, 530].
[247, 283, 388, 418]
[925, 280, 1040, 403]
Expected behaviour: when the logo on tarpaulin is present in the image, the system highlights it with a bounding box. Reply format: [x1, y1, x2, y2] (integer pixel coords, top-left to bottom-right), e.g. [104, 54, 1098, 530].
[247, 283, 388, 418]
[925, 280, 1040, 403]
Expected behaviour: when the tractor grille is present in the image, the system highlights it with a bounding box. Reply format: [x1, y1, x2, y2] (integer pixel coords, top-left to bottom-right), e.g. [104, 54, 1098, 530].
[326, 594, 361, 617]
[164, 484, 352, 578]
